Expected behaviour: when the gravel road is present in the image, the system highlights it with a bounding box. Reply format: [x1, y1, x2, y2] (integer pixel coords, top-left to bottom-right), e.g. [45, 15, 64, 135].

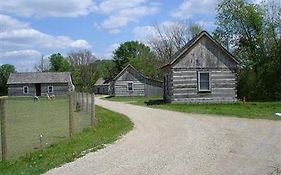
[45, 98, 281, 175]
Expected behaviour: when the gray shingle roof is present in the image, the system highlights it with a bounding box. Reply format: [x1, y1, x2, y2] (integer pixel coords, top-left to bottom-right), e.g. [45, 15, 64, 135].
[94, 78, 112, 86]
[7, 72, 72, 84]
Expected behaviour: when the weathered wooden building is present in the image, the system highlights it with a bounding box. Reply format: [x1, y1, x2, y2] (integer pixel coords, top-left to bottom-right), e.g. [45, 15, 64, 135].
[93, 78, 112, 95]
[112, 64, 163, 96]
[7, 72, 74, 96]
[161, 31, 239, 103]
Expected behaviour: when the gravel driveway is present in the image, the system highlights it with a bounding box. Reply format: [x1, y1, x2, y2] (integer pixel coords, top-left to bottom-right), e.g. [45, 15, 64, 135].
[45, 98, 281, 175]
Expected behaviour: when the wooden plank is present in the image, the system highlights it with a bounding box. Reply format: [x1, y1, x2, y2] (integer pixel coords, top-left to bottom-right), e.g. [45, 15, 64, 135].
[0, 99, 7, 160]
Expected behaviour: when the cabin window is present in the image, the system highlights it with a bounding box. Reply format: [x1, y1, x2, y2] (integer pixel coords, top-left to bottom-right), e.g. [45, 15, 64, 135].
[198, 72, 211, 92]
[48, 86, 54, 93]
[23, 86, 29, 94]
[127, 82, 133, 91]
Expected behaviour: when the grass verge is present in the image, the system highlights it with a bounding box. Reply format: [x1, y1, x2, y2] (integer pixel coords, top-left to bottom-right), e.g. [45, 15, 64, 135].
[104, 96, 281, 120]
[0, 105, 133, 175]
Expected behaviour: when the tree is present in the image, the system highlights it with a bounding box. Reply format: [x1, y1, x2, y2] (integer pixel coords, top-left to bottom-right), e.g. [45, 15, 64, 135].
[112, 41, 160, 79]
[67, 50, 97, 92]
[95, 60, 117, 78]
[214, 0, 281, 100]
[49, 53, 70, 72]
[68, 50, 97, 66]
[34, 55, 49, 72]
[0, 64, 16, 95]
[147, 21, 203, 64]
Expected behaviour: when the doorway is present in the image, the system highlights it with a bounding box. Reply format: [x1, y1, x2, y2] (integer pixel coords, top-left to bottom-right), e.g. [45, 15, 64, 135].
[35, 83, 41, 96]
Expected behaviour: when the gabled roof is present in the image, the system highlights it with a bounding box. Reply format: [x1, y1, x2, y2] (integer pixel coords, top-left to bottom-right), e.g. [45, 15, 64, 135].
[113, 64, 162, 83]
[160, 31, 239, 69]
[7, 72, 72, 85]
[94, 78, 112, 86]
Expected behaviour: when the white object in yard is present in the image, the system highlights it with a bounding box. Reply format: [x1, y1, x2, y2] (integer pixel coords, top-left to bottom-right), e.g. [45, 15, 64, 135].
[274, 113, 281, 117]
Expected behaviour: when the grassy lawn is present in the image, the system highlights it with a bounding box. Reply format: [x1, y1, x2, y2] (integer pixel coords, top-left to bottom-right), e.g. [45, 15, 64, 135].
[0, 101, 133, 175]
[2, 96, 90, 159]
[104, 96, 281, 120]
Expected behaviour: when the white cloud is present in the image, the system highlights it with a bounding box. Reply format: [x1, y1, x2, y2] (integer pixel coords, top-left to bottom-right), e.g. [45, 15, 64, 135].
[133, 21, 186, 41]
[95, 0, 160, 33]
[0, 15, 91, 70]
[98, 0, 146, 14]
[252, 0, 263, 4]
[133, 25, 157, 41]
[0, 15, 91, 52]
[0, 28, 90, 50]
[0, 49, 41, 71]
[0, 49, 41, 58]
[171, 0, 217, 19]
[0, 0, 97, 17]
[197, 20, 216, 30]
[0, 14, 29, 31]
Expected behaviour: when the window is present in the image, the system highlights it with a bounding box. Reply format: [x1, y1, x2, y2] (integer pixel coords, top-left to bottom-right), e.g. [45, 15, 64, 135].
[48, 86, 53, 93]
[23, 86, 29, 94]
[198, 72, 211, 92]
[127, 82, 133, 91]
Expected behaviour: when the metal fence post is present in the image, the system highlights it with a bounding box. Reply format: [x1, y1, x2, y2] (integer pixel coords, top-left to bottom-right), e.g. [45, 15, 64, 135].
[68, 93, 74, 137]
[0, 97, 7, 160]
[91, 93, 95, 126]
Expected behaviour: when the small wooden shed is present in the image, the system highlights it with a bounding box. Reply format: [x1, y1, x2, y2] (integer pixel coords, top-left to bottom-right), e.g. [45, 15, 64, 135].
[93, 78, 112, 95]
[7, 72, 74, 96]
[112, 64, 163, 96]
[161, 31, 239, 103]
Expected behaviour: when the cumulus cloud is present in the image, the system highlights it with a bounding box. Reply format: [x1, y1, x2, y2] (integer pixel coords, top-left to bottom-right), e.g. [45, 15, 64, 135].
[133, 21, 188, 41]
[171, 0, 217, 19]
[0, 14, 29, 30]
[0, 50, 42, 71]
[101, 6, 158, 30]
[0, 28, 90, 50]
[0, 49, 41, 58]
[94, 0, 160, 33]
[98, 0, 146, 14]
[0, 15, 91, 70]
[0, 0, 97, 17]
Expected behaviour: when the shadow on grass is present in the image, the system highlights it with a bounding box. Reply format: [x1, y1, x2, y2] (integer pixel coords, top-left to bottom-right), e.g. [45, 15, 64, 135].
[144, 99, 166, 106]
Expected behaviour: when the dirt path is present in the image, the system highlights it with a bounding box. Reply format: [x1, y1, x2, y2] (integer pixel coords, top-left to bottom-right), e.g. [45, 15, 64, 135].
[45, 98, 281, 175]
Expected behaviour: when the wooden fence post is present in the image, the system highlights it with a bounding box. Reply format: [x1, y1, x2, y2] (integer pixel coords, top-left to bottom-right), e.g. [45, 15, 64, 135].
[86, 93, 89, 113]
[81, 92, 84, 111]
[73, 91, 77, 109]
[68, 93, 74, 137]
[91, 93, 95, 126]
[0, 97, 7, 160]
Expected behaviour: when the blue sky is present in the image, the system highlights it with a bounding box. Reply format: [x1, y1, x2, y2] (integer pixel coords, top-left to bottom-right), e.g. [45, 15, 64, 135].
[0, 0, 221, 71]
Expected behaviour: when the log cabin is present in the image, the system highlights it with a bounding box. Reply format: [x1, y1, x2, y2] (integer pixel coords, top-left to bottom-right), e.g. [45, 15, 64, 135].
[111, 64, 163, 96]
[7, 72, 74, 96]
[161, 31, 239, 103]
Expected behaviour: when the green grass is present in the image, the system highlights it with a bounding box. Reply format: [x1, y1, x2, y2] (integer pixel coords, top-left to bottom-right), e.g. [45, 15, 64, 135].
[0, 103, 133, 175]
[104, 96, 281, 120]
[2, 96, 90, 159]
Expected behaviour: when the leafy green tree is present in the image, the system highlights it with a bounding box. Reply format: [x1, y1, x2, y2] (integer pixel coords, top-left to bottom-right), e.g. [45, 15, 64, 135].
[113, 41, 161, 79]
[214, 0, 281, 100]
[95, 60, 117, 78]
[0, 64, 16, 95]
[49, 53, 70, 72]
